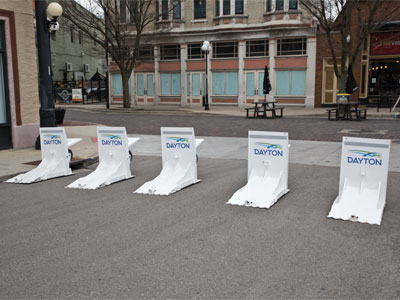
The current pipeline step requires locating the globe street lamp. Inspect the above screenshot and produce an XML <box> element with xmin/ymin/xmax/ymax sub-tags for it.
<box><xmin>201</xmin><ymin>40</ymin><xmax>211</xmax><ymax>111</ymax></box>
<box><xmin>35</xmin><ymin>1</ymin><xmax>62</xmax><ymax>149</ymax></box>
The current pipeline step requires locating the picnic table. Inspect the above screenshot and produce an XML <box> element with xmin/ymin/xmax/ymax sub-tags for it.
<box><xmin>327</xmin><ymin>101</ymin><xmax>367</xmax><ymax>121</ymax></box>
<box><xmin>245</xmin><ymin>101</ymin><xmax>284</xmax><ymax>119</ymax></box>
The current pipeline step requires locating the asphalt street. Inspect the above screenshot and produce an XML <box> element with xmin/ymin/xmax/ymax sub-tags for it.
<box><xmin>65</xmin><ymin>109</ymin><xmax>400</xmax><ymax>142</ymax></box>
<box><xmin>1</xmin><ymin>157</ymin><xmax>400</xmax><ymax>299</ymax></box>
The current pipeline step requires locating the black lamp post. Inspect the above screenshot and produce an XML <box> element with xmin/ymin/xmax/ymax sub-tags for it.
<box><xmin>201</xmin><ymin>40</ymin><xmax>211</xmax><ymax>111</ymax></box>
<box><xmin>35</xmin><ymin>0</ymin><xmax>62</xmax><ymax>149</ymax></box>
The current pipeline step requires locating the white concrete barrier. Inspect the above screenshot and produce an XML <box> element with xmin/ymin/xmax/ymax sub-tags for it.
<box><xmin>328</xmin><ymin>137</ymin><xmax>391</xmax><ymax>225</ymax></box>
<box><xmin>66</xmin><ymin>127</ymin><xmax>139</xmax><ymax>189</ymax></box>
<box><xmin>6</xmin><ymin>127</ymin><xmax>81</xmax><ymax>184</ymax></box>
<box><xmin>135</xmin><ymin>127</ymin><xmax>203</xmax><ymax>196</ymax></box>
<box><xmin>227</xmin><ymin>131</ymin><xmax>290</xmax><ymax>208</ymax></box>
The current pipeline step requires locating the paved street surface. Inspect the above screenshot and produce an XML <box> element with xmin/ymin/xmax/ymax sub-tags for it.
<box><xmin>1</xmin><ymin>157</ymin><xmax>400</xmax><ymax>299</ymax></box>
<box><xmin>65</xmin><ymin>109</ymin><xmax>400</xmax><ymax>142</ymax></box>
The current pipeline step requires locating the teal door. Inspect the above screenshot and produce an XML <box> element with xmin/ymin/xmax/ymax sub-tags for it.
<box><xmin>245</xmin><ymin>71</ymin><xmax>266</xmax><ymax>102</ymax></box>
<box><xmin>136</xmin><ymin>73</ymin><xmax>154</xmax><ymax>104</ymax></box>
<box><xmin>0</xmin><ymin>21</ymin><xmax>11</xmax><ymax>149</ymax></box>
<box><xmin>187</xmin><ymin>72</ymin><xmax>204</xmax><ymax>104</ymax></box>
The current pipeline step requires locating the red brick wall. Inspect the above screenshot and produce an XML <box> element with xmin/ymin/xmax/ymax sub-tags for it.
<box><xmin>211</xmin><ymin>60</ymin><xmax>238</xmax><ymax>70</ymax></box>
<box><xmin>275</xmin><ymin>57</ymin><xmax>307</xmax><ymax>68</ymax></box>
<box><xmin>187</xmin><ymin>61</ymin><xmax>205</xmax><ymax>71</ymax></box>
<box><xmin>159</xmin><ymin>61</ymin><xmax>181</xmax><ymax>71</ymax></box>
<box><xmin>244</xmin><ymin>59</ymin><xmax>269</xmax><ymax>70</ymax></box>
<box><xmin>135</xmin><ymin>62</ymin><xmax>155</xmax><ymax>72</ymax></box>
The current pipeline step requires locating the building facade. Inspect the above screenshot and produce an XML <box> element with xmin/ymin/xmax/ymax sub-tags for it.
<box><xmin>110</xmin><ymin>0</ymin><xmax>317</xmax><ymax>108</ymax></box>
<box><xmin>315</xmin><ymin>2</ymin><xmax>400</xmax><ymax>107</ymax></box>
<box><xmin>50</xmin><ymin>15</ymin><xmax>105</xmax><ymax>89</ymax></box>
<box><xmin>0</xmin><ymin>0</ymin><xmax>39</xmax><ymax>149</ymax></box>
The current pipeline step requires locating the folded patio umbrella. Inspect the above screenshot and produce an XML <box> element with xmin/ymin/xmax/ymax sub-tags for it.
<box><xmin>345</xmin><ymin>64</ymin><xmax>359</xmax><ymax>94</ymax></box>
<box><xmin>263</xmin><ymin>65</ymin><xmax>272</xmax><ymax>95</ymax></box>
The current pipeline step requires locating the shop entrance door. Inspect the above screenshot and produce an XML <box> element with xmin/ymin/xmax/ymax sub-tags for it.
<box><xmin>187</xmin><ymin>72</ymin><xmax>205</xmax><ymax>105</ymax></box>
<box><xmin>0</xmin><ymin>21</ymin><xmax>11</xmax><ymax>149</ymax></box>
<box><xmin>245</xmin><ymin>71</ymin><xmax>265</xmax><ymax>102</ymax></box>
<box><xmin>136</xmin><ymin>73</ymin><xmax>154</xmax><ymax>105</ymax></box>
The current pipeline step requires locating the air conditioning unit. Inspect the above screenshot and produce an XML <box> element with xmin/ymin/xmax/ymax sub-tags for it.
<box><xmin>66</xmin><ymin>62</ymin><xmax>72</xmax><ymax>72</ymax></box>
<box><xmin>83</xmin><ymin>64</ymin><xmax>90</xmax><ymax>73</ymax></box>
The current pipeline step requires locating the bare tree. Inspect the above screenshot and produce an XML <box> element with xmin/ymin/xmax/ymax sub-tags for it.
<box><xmin>59</xmin><ymin>0</ymin><xmax>157</xmax><ymax>108</ymax></box>
<box><xmin>300</xmin><ymin>0</ymin><xmax>400</xmax><ymax>92</ymax></box>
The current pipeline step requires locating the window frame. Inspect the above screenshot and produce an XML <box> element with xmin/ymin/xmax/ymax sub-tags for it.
<box><xmin>275</xmin><ymin>0</ymin><xmax>284</xmax><ymax>11</ymax></box>
<box><xmin>266</xmin><ymin>0</ymin><xmax>272</xmax><ymax>12</ymax></box>
<box><xmin>235</xmin><ymin>0</ymin><xmax>244</xmax><ymax>14</ymax></box>
<box><xmin>289</xmin><ymin>0</ymin><xmax>298</xmax><ymax>10</ymax></box>
<box><xmin>172</xmin><ymin>0</ymin><xmax>181</xmax><ymax>19</ymax></box>
<box><xmin>137</xmin><ymin>45</ymin><xmax>154</xmax><ymax>61</ymax></box>
<box><xmin>160</xmin><ymin>72</ymin><xmax>181</xmax><ymax>96</ymax></box>
<box><xmin>70</xmin><ymin>26</ymin><xmax>74</xmax><ymax>43</ymax></box>
<box><xmin>216</xmin><ymin>0</ymin><xmax>245</xmax><ymax>16</ymax></box>
<box><xmin>277</xmin><ymin>37</ymin><xmax>307</xmax><ymax>56</ymax></box>
<box><xmin>212</xmin><ymin>71</ymin><xmax>238</xmax><ymax>95</ymax></box>
<box><xmin>276</xmin><ymin>69</ymin><xmax>306</xmax><ymax>96</ymax></box>
<box><xmin>160</xmin><ymin>44</ymin><xmax>181</xmax><ymax>60</ymax></box>
<box><xmin>120</xmin><ymin>0</ymin><xmax>127</xmax><ymax>22</ymax></box>
<box><xmin>246</xmin><ymin>39</ymin><xmax>269</xmax><ymax>57</ymax></box>
<box><xmin>194</xmin><ymin>0</ymin><xmax>206</xmax><ymax>19</ymax></box>
<box><xmin>188</xmin><ymin>43</ymin><xmax>205</xmax><ymax>60</ymax></box>
<box><xmin>212</xmin><ymin>41</ymin><xmax>238</xmax><ymax>59</ymax></box>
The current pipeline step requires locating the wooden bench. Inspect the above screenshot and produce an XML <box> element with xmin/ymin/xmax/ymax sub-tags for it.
<box><xmin>246</xmin><ymin>107</ymin><xmax>284</xmax><ymax>118</ymax></box>
<box><xmin>326</xmin><ymin>108</ymin><xmax>339</xmax><ymax>120</ymax></box>
<box><xmin>270</xmin><ymin>107</ymin><xmax>284</xmax><ymax>118</ymax></box>
<box><xmin>245</xmin><ymin>107</ymin><xmax>256</xmax><ymax>118</ymax></box>
<box><xmin>356</xmin><ymin>107</ymin><xmax>367</xmax><ymax>119</ymax></box>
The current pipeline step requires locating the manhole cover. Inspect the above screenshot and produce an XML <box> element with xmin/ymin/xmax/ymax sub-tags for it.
<box><xmin>338</xmin><ymin>129</ymin><xmax>388</xmax><ymax>135</ymax></box>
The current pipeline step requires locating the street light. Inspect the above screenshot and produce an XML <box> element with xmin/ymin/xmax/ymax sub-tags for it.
<box><xmin>35</xmin><ymin>1</ymin><xmax>62</xmax><ymax>149</ymax></box>
<box><xmin>201</xmin><ymin>40</ymin><xmax>211</xmax><ymax>111</ymax></box>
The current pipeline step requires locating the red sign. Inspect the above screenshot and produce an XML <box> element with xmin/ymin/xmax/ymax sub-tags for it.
<box><xmin>371</xmin><ymin>32</ymin><xmax>400</xmax><ymax>55</ymax></box>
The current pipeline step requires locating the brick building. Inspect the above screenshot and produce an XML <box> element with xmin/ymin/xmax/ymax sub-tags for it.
<box><xmin>315</xmin><ymin>1</ymin><xmax>400</xmax><ymax>107</ymax></box>
<box><xmin>110</xmin><ymin>0</ymin><xmax>317</xmax><ymax>108</ymax></box>
<box><xmin>0</xmin><ymin>0</ymin><xmax>39</xmax><ymax>149</ymax></box>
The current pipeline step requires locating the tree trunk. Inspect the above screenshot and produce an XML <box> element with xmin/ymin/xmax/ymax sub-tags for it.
<box><xmin>121</xmin><ymin>73</ymin><xmax>131</xmax><ymax>108</ymax></box>
<box><xmin>338</xmin><ymin>74</ymin><xmax>347</xmax><ymax>93</ymax></box>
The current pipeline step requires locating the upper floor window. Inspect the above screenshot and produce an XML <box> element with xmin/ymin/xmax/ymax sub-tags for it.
<box><xmin>173</xmin><ymin>0</ymin><xmax>181</xmax><ymax>19</ymax></box>
<box><xmin>120</xmin><ymin>0</ymin><xmax>127</xmax><ymax>22</ymax></box>
<box><xmin>159</xmin><ymin>0</ymin><xmax>181</xmax><ymax>20</ymax></box>
<box><xmin>188</xmin><ymin>43</ymin><xmax>205</xmax><ymax>59</ymax></box>
<box><xmin>213</xmin><ymin>41</ymin><xmax>238</xmax><ymax>58</ymax></box>
<box><xmin>223</xmin><ymin>0</ymin><xmax>230</xmax><ymax>15</ymax></box>
<box><xmin>246</xmin><ymin>40</ymin><xmax>269</xmax><ymax>57</ymax></box>
<box><xmin>266</xmin><ymin>0</ymin><xmax>272</xmax><ymax>12</ymax></box>
<box><xmin>235</xmin><ymin>0</ymin><xmax>244</xmax><ymax>14</ymax></box>
<box><xmin>160</xmin><ymin>44</ymin><xmax>181</xmax><ymax>60</ymax></box>
<box><xmin>275</xmin><ymin>0</ymin><xmax>284</xmax><ymax>11</ymax></box>
<box><xmin>277</xmin><ymin>38</ymin><xmax>307</xmax><ymax>56</ymax></box>
<box><xmin>78</xmin><ymin>31</ymin><xmax>83</xmax><ymax>45</ymax></box>
<box><xmin>137</xmin><ymin>46</ymin><xmax>154</xmax><ymax>61</ymax></box>
<box><xmin>162</xmin><ymin>0</ymin><xmax>169</xmax><ymax>19</ymax></box>
<box><xmin>70</xmin><ymin>26</ymin><xmax>74</xmax><ymax>43</ymax></box>
<box><xmin>289</xmin><ymin>0</ymin><xmax>298</xmax><ymax>10</ymax></box>
<box><xmin>194</xmin><ymin>0</ymin><xmax>206</xmax><ymax>19</ymax></box>
<box><xmin>216</xmin><ymin>0</ymin><xmax>244</xmax><ymax>16</ymax></box>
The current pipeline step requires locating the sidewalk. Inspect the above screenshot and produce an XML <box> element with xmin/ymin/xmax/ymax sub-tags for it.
<box><xmin>1</xmin><ymin>104</ymin><xmax>399</xmax><ymax>180</ymax></box>
<box><xmin>2</xmin><ymin>131</ymin><xmax>400</xmax><ymax>181</ymax></box>
<box><xmin>57</xmin><ymin>102</ymin><xmax>398</xmax><ymax>118</ymax></box>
